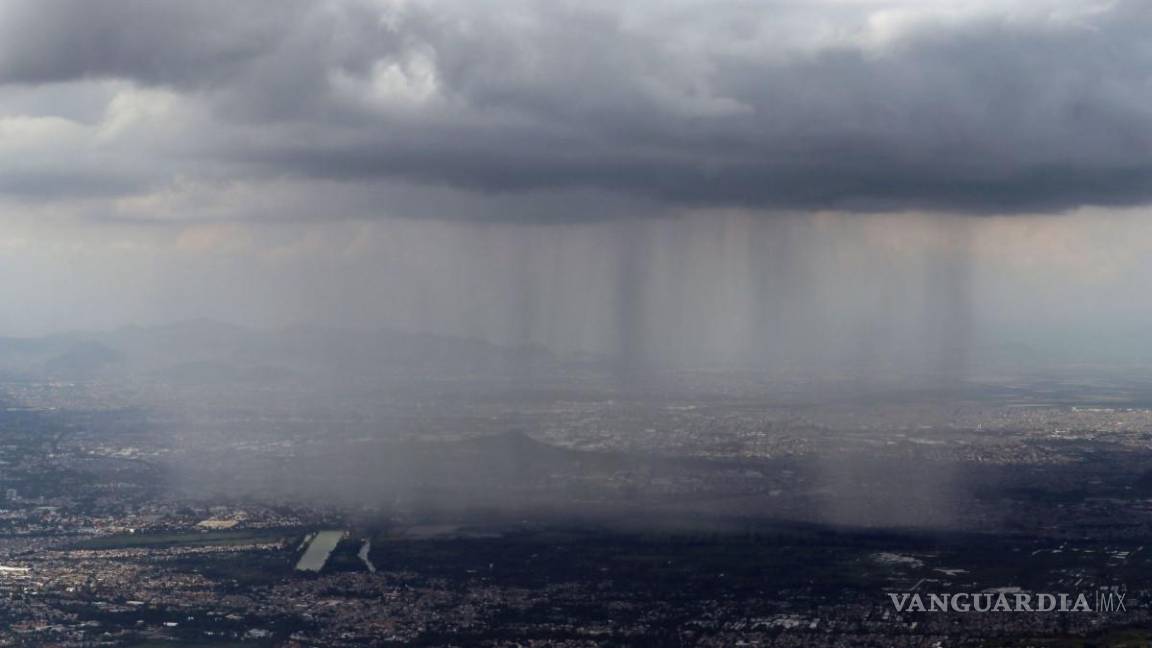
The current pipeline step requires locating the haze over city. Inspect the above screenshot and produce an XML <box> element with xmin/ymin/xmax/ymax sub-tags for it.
<box><xmin>2</xmin><ymin>1</ymin><xmax>1152</xmax><ymax>646</ymax></box>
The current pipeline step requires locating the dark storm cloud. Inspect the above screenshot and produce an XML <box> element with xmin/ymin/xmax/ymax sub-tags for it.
<box><xmin>2</xmin><ymin>0</ymin><xmax>1152</xmax><ymax>217</ymax></box>
<box><xmin>0</xmin><ymin>0</ymin><xmax>304</xmax><ymax>88</ymax></box>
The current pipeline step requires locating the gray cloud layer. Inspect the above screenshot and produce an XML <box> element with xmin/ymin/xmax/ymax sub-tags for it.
<box><xmin>2</xmin><ymin>0</ymin><xmax>1151</xmax><ymax>218</ymax></box>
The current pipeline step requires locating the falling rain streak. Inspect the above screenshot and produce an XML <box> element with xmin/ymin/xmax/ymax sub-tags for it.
<box><xmin>355</xmin><ymin>212</ymin><xmax>979</xmax><ymax>382</ymax></box>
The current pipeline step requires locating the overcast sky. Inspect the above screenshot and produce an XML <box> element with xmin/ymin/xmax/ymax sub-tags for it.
<box><xmin>1</xmin><ymin>0</ymin><xmax>1151</xmax><ymax>368</ymax></box>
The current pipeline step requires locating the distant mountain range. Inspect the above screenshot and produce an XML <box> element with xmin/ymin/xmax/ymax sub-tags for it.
<box><xmin>0</xmin><ymin>319</ymin><xmax>558</xmax><ymax>382</ymax></box>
